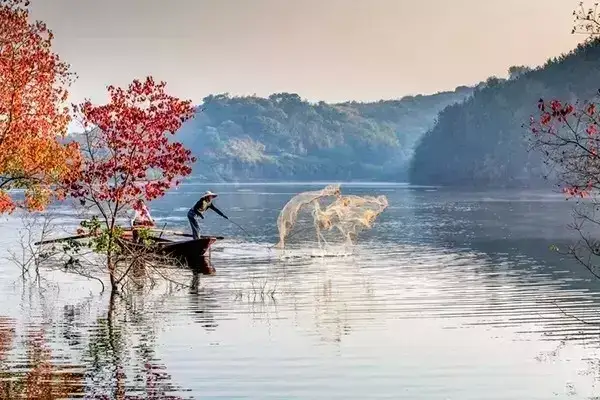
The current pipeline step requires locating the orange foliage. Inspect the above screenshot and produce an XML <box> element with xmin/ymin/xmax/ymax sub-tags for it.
<box><xmin>0</xmin><ymin>0</ymin><xmax>81</xmax><ymax>213</ymax></box>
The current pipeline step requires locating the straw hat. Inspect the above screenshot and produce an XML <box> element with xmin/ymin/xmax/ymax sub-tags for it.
<box><xmin>203</xmin><ymin>190</ymin><xmax>218</xmax><ymax>198</ymax></box>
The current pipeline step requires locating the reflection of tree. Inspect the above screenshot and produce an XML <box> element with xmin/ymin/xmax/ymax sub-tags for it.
<box><xmin>85</xmin><ymin>291</ymin><xmax>126</xmax><ymax>398</ymax></box>
<box><xmin>85</xmin><ymin>291</ymin><xmax>192</xmax><ymax>399</ymax></box>
<box><xmin>61</xmin><ymin>303</ymin><xmax>85</xmax><ymax>347</ymax></box>
<box><xmin>0</xmin><ymin>318</ymin><xmax>14</xmax><ymax>363</ymax></box>
<box><xmin>0</xmin><ymin>318</ymin><xmax>86</xmax><ymax>399</ymax></box>
<box><xmin>0</xmin><ymin>287</ymin><xmax>193</xmax><ymax>399</ymax></box>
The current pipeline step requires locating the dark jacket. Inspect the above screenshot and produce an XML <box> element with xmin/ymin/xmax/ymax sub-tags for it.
<box><xmin>190</xmin><ymin>196</ymin><xmax>227</xmax><ymax>219</ymax></box>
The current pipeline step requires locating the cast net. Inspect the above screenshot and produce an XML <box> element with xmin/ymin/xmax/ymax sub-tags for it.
<box><xmin>275</xmin><ymin>184</ymin><xmax>341</xmax><ymax>248</ymax></box>
<box><xmin>312</xmin><ymin>194</ymin><xmax>388</xmax><ymax>247</ymax></box>
<box><xmin>275</xmin><ymin>184</ymin><xmax>388</xmax><ymax>249</ymax></box>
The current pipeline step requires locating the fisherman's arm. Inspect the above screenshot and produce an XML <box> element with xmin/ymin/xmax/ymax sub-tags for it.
<box><xmin>209</xmin><ymin>204</ymin><xmax>228</xmax><ymax>219</ymax></box>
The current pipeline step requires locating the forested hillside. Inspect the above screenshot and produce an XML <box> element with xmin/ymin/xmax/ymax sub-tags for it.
<box><xmin>409</xmin><ymin>39</ymin><xmax>600</xmax><ymax>188</ymax></box>
<box><xmin>178</xmin><ymin>88</ymin><xmax>473</xmax><ymax>181</ymax></box>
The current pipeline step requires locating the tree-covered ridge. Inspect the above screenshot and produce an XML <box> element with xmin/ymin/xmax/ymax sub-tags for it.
<box><xmin>409</xmin><ymin>39</ymin><xmax>600</xmax><ymax>188</ymax></box>
<box><xmin>178</xmin><ymin>88</ymin><xmax>473</xmax><ymax>181</ymax></box>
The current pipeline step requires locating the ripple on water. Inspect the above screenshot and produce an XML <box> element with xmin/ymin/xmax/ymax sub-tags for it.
<box><xmin>1</xmin><ymin>187</ymin><xmax>600</xmax><ymax>398</ymax></box>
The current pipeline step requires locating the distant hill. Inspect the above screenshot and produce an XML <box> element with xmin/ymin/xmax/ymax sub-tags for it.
<box><xmin>177</xmin><ymin>88</ymin><xmax>473</xmax><ymax>182</ymax></box>
<box><xmin>409</xmin><ymin>39</ymin><xmax>600</xmax><ymax>188</ymax></box>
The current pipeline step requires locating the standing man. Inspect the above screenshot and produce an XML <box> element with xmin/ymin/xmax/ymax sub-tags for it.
<box><xmin>188</xmin><ymin>191</ymin><xmax>228</xmax><ymax>240</ymax></box>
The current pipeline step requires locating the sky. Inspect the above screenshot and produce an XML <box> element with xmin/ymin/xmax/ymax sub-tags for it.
<box><xmin>29</xmin><ymin>0</ymin><xmax>585</xmax><ymax>105</ymax></box>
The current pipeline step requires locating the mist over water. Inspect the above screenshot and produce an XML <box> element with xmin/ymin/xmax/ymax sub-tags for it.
<box><xmin>0</xmin><ymin>183</ymin><xmax>599</xmax><ymax>399</ymax></box>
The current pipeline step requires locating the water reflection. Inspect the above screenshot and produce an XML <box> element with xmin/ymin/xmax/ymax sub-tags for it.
<box><xmin>84</xmin><ymin>292</ymin><xmax>191</xmax><ymax>399</ymax></box>
<box><xmin>0</xmin><ymin>286</ymin><xmax>194</xmax><ymax>399</ymax></box>
<box><xmin>0</xmin><ymin>317</ymin><xmax>86</xmax><ymax>399</ymax></box>
<box><xmin>4</xmin><ymin>185</ymin><xmax>600</xmax><ymax>398</ymax></box>
<box><xmin>3</xmin><ymin>241</ymin><xmax>600</xmax><ymax>398</ymax></box>
<box><xmin>188</xmin><ymin>288</ymin><xmax>219</xmax><ymax>331</ymax></box>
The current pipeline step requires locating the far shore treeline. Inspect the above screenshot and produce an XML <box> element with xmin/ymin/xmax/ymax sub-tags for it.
<box><xmin>162</xmin><ymin>38</ymin><xmax>599</xmax><ymax>187</ymax></box>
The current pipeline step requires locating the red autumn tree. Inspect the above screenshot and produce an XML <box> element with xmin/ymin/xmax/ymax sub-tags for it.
<box><xmin>529</xmin><ymin>98</ymin><xmax>600</xmax><ymax>197</ymax></box>
<box><xmin>65</xmin><ymin>76</ymin><xmax>196</xmax><ymax>290</ymax></box>
<box><xmin>528</xmin><ymin>2</ymin><xmax>600</xmax><ymax>279</ymax></box>
<box><xmin>529</xmin><ymin>2</ymin><xmax>600</xmax><ymax>194</ymax></box>
<box><xmin>529</xmin><ymin>98</ymin><xmax>600</xmax><ymax>280</ymax></box>
<box><xmin>0</xmin><ymin>0</ymin><xmax>80</xmax><ymax>213</ymax></box>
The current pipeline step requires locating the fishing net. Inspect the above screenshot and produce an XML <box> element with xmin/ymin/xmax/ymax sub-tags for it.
<box><xmin>275</xmin><ymin>184</ymin><xmax>388</xmax><ymax>249</ymax></box>
<box><xmin>276</xmin><ymin>184</ymin><xmax>341</xmax><ymax>248</ymax></box>
<box><xmin>312</xmin><ymin>194</ymin><xmax>388</xmax><ymax>247</ymax></box>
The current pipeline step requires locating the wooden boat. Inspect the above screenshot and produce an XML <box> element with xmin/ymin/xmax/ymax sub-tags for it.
<box><xmin>34</xmin><ymin>228</ymin><xmax>223</xmax><ymax>274</ymax></box>
<box><xmin>118</xmin><ymin>232</ymin><xmax>223</xmax><ymax>272</ymax></box>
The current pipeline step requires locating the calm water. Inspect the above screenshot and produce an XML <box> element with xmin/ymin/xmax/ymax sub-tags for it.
<box><xmin>1</xmin><ymin>182</ymin><xmax>600</xmax><ymax>399</ymax></box>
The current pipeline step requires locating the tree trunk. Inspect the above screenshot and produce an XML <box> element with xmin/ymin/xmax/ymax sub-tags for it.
<box><xmin>108</xmin><ymin>253</ymin><xmax>117</xmax><ymax>293</ymax></box>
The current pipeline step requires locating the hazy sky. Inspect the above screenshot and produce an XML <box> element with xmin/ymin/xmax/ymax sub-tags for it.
<box><xmin>29</xmin><ymin>0</ymin><xmax>584</xmax><ymax>105</ymax></box>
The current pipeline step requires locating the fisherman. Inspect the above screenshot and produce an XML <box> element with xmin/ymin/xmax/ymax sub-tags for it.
<box><xmin>188</xmin><ymin>191</ymin><xmax>228</xmax><ymax>240</ymax></box>
<box><xmin>130</xmin><ymin>200</ymin><xmax>155</xmax><ymax>242</ymax></box>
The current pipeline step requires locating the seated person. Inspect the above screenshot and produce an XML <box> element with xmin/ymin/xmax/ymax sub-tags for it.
<box><xmin>130</xmin><ymin>200</ymin><xmax>155</xmax><ymax>242</ymax></box>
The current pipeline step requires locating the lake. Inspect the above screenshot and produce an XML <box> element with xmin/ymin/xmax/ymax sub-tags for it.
<box><xmin>1</xmin><ymin>182</ymin><xmax>600</xmax><ymax>399</ymax></box>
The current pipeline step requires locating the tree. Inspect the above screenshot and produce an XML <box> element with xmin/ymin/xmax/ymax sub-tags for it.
<box><xmin>529</xmin><ymin>97</ymin><xmax>600</xmax><ymax>275</ymax></box>
<box><xmin>508</xmin><ymin>65</ymin><xmax>532</xmax><ymax>80</ymax></box>
<box><xmin>529</xmin><ymin>98</ymin><xmax>598</xmax><ymax>195</ymax></box>
<box><xmin>0</xmin><ymin>0</ymin><xmax>80</xmax><ymax>213</ymax></box>
<box><xmin>528</xmin><ymin>2</ymin><xmax>600</xmax><ymax>280</ymax></box>
<box><xmin>572</xmin><ymin>1</ymin><xmax>600</xmax><ymax>37</ymax></box>
<box><xmin>64</xmin><ymin>76</ymin><xmax>196</xmax><ymax>291</ymax></box>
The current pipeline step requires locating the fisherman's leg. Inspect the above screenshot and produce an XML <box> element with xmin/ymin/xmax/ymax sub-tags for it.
<box><xmin>192</xmin><ymin>218</ymin><xmax>201</xmax><ymax>240</ymax></box>
<box><xmin>187</xmin><ymin>210</ymin><xmax>200</xmax><ymax>240</ymax></box>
